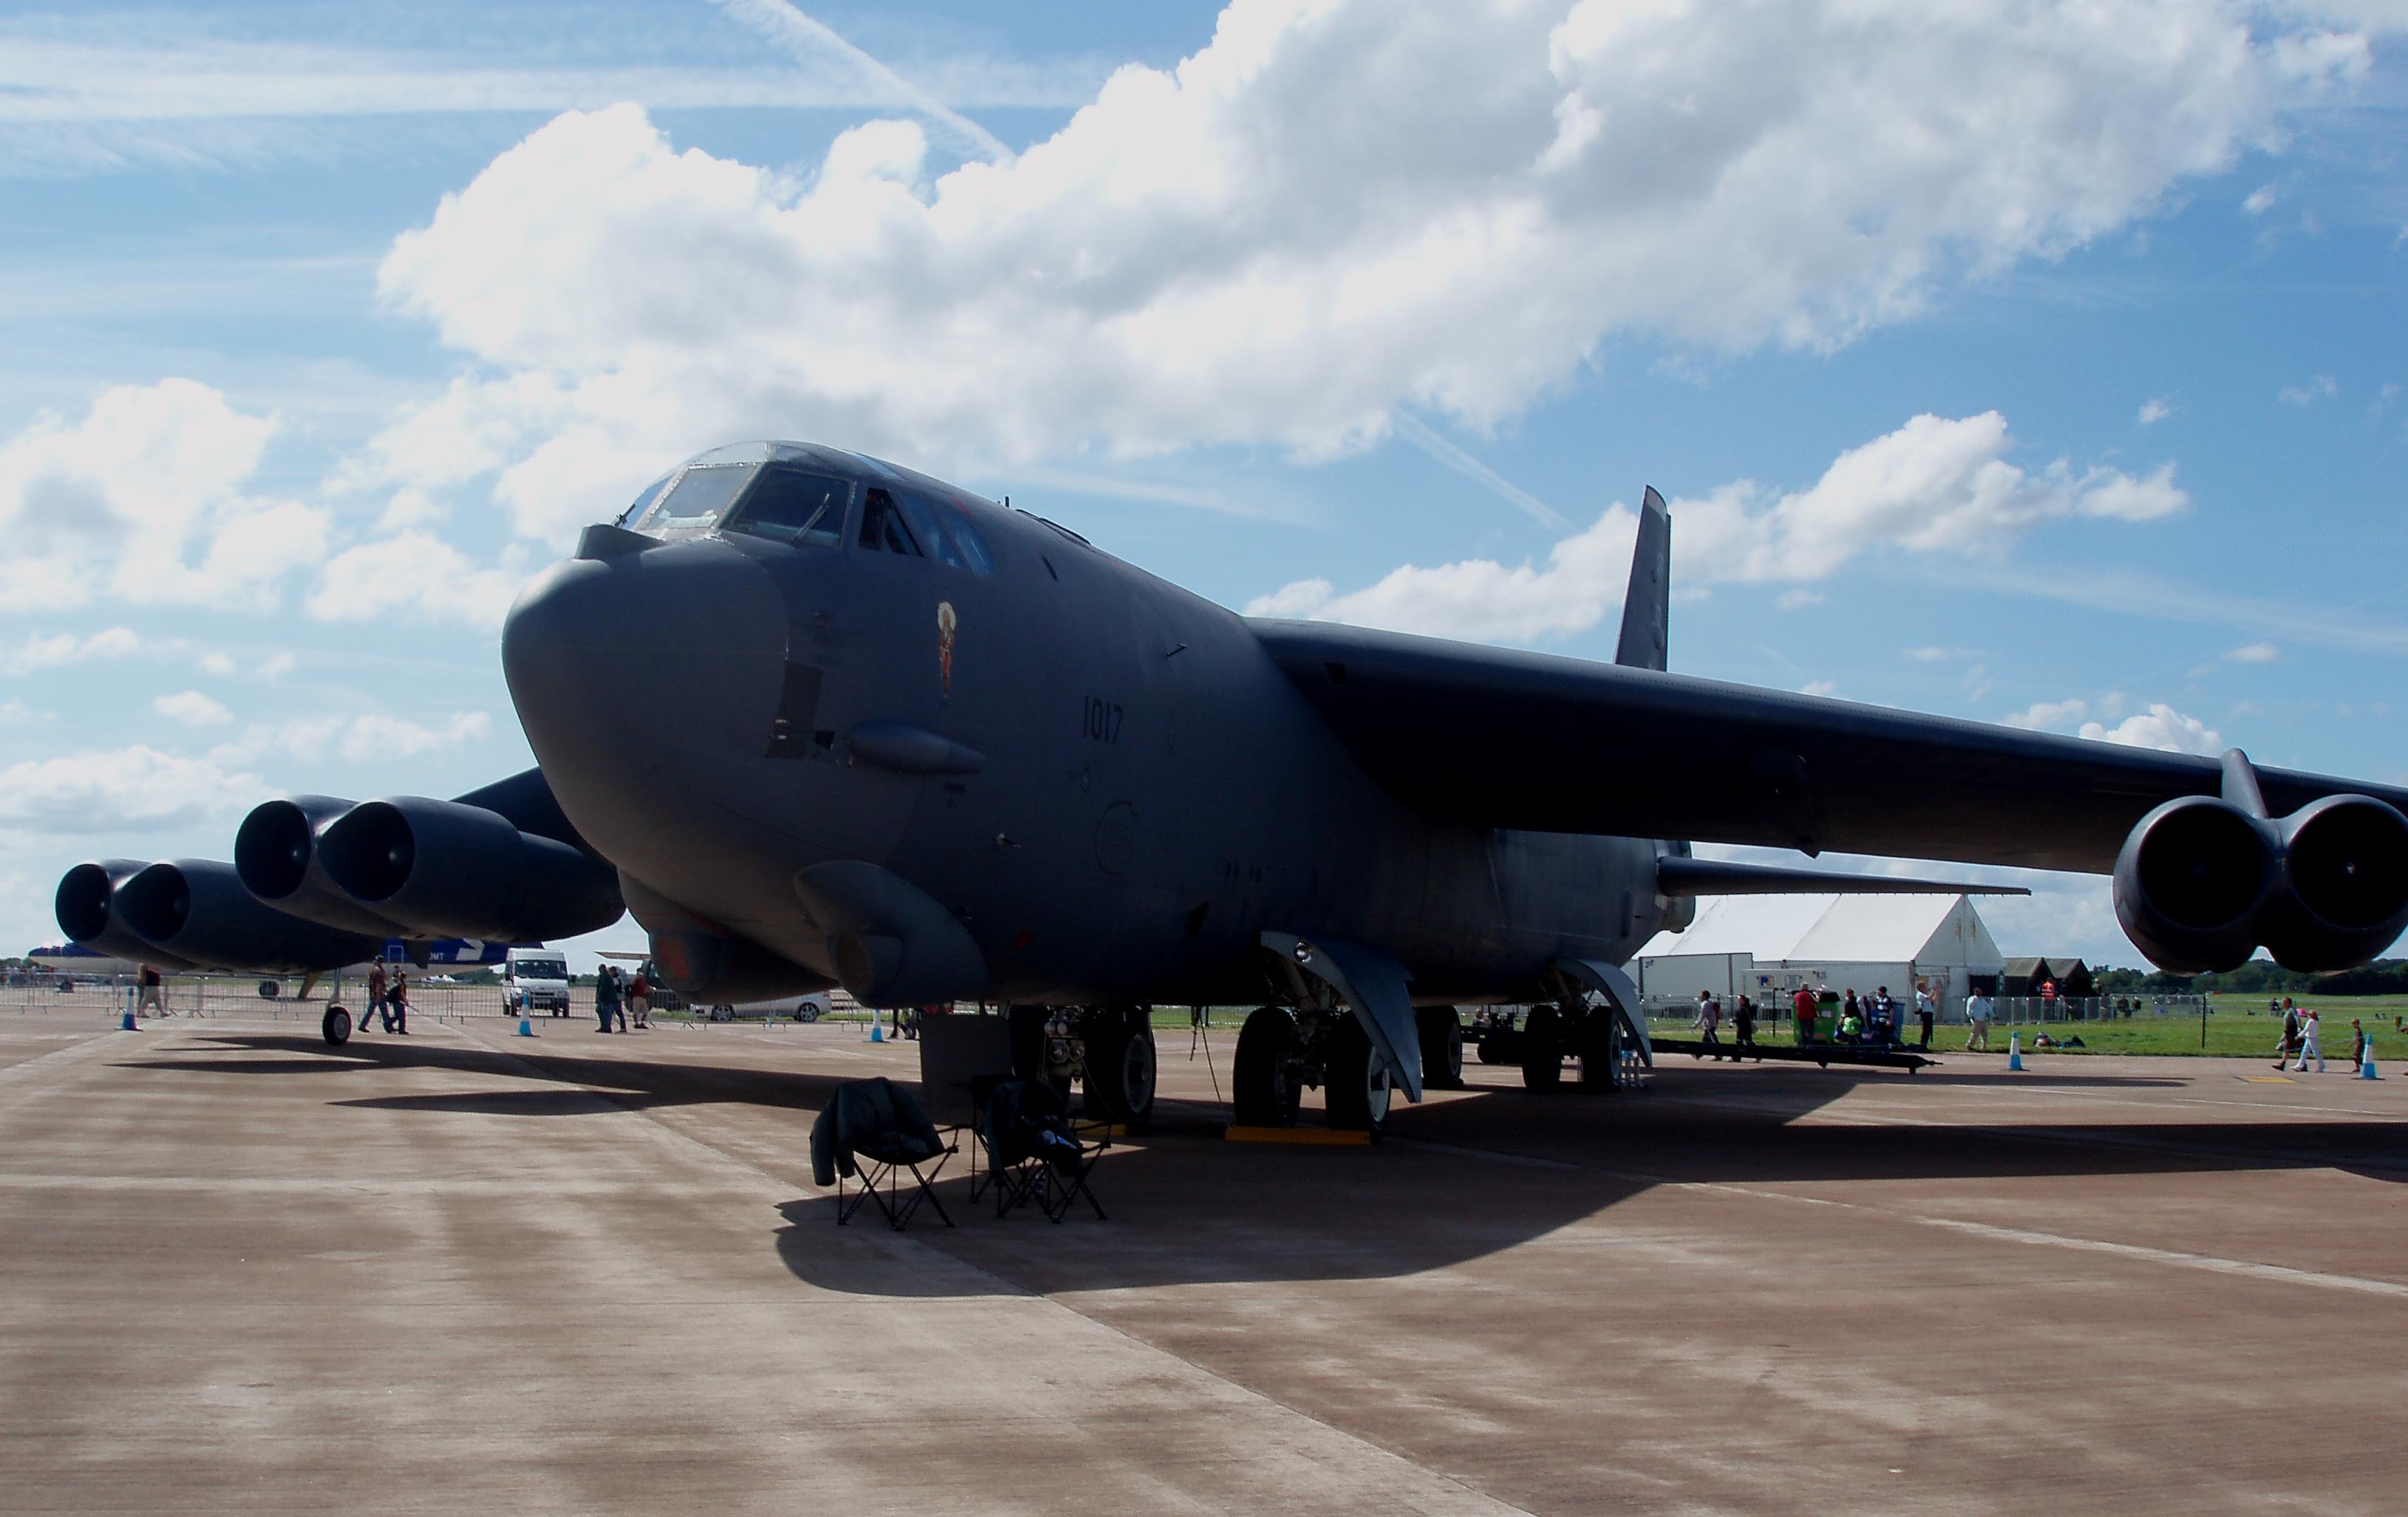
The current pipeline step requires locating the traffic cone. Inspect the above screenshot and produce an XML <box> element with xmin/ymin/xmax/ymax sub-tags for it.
<box><xmin>868</xmin><ymin>1019</ymin><xmax>884</xmax><ymax>1043</ymax></box>
<box><xmin>120</xmin><ymin>1008</ymin><xmax>137</xmax><ymax>1031</ymax></box>
<box><xmin>516</xmin><ymin>1014</ymin><xmax>536</xmax><ymax>1038</ymax></box>
<box><xmin>2006</xmin><ymin>1031</ymin><xmax>2024</xmax><ymax>1071</ymax></box>
<box><xmin>2360</xmin><ymin>1040</ymin><xmax>2380</xmax><ymax>1080</ymax></box>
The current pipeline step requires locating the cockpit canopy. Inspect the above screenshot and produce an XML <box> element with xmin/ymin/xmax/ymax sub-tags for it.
<box><xmin>619</xmin><ymin>441</ymin><xmax>995</xmax><ymax>574</ymax></box>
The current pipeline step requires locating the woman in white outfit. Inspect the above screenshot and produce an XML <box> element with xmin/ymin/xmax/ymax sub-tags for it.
<box><xmin>2292</xmin><ymin>1008</ymin><xmax>2324</xmax><ymax>1073</ymax></box>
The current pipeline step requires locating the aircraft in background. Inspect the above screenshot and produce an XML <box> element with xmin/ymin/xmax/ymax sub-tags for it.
<box><xmin>58</xmin><ymin>440</ymin><xmax>2408</xmax><ymax>1136</ymax></box>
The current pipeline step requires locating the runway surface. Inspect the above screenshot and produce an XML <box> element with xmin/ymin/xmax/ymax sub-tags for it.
<box><xmin>3</xmin><ymin>1008</ymin><xmax>2403</xmax><ymax>1515</ymax></box>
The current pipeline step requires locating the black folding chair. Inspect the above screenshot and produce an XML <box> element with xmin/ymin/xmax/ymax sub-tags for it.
<box><xmin>809</xmin><ymin>1078</ymin><xmax>957</xmax><ymax>1230</ymax></box>
<box><xmin>981</xmin><ymin>1079</ymin><xmax>1106</xmax><ymax>1223</ymax></box>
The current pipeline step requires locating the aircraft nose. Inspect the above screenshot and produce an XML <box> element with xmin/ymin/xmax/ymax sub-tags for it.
<box><xmin>503</xmin><ymin>534</ymin><xmax>787</xmax><ymax>836</ymax></box>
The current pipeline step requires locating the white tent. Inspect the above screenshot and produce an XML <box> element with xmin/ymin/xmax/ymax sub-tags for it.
<box><xmin>1635</xmin><ymin>894</ymin><xmax>2004</xmax><ymax>1015</ymax></box>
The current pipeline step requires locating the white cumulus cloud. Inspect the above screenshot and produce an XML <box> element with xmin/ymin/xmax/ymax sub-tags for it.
<box><xmin>2080</xmin><ymin>704</ymin><xmax>2224</xmax><ymax>754</ymax></box>
<box><xmin>0</xmin><ymin>745</ymin><xmax>268</xmax><ymax>835</ymax></box>
<box><xmin>306</xmin><ymin>531</ymin><xmax>530</xmax><ymax>631</ymax></box>
<box><xmin>207</xmin><ymin>709</ymin><xmax>492</xmax><ymax>767</ymax></box>
<box><xmin>0</xmin><ymin>380</ymin><xmax>332</xmax><ymax>611</ymax></box>
<box><xmin>152</xmin><ymin>690</ymin><xmax>234</xmax><ymax>727</ymax></box>
<box><xmin>1249</xmin><ymin>412</ymin><xmax>2187</xmax><ymax>641</ymax></box>
<box><xmin>351</xmin><ymin>1</ymin><xmax>2368</xmax><ymax>540</ymax></box>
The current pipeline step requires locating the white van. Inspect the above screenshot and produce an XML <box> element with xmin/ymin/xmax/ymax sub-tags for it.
<box><xmin>504</xmin><ymin>948</ymin><xmax>571</xmax><ymax>1017</ymax></box>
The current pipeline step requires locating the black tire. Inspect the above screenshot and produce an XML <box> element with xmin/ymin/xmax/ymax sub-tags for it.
<box><xmin>1418</xmin><ymin>1006</ymin><xmax>1466</xmax><ymax>1089</ymax></box>
<box><xmin>1521</xmin><ymin>1006</ymin><xmax>1565</xmax><ymax>1093</ymax></box>
<box><xmin>1233</xmin><ymin>1005</ymin><xmax>1303</xmax><ymax>1127</ymax></box>
<box><xmin>1577</xmin><ymin>1011</ymin><xmax>1621</xmax><ymax>1090</ymax></box>
<box><xmin>258</xmin><ymin>979</ymin><xmax>281</xmax><ymax>1000</ymax></box>
<box><xmin>1082</xmin><ymin>1009</ymin><xmax>1157</xmax><ymax>1133</ymax></box>
<box><xmin>1007</xmin><ymin>1004</ymin><xmax>1050</xmax><ymax>1080</ymax></box>
<box><xmin>1324</xmin><ymin>1016</ymin><xmax>1393</xmax><ymax>1136</ymax></box>
<box><xmin>322</xmin><ymin>1005</ymin><xmax>352</xmax><ymax>1047</ymax></box>
<box><xmin>1477</xmin><ymin>1025</ymin><xmax>1514</xmax><ymax>1065</ymax></box>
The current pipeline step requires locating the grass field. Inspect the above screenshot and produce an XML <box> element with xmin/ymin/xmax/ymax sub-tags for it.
<box><xmin>1645</xmin><ymin>994</ymin><xmax>2408</xmax><ymax>1059</ymax></box>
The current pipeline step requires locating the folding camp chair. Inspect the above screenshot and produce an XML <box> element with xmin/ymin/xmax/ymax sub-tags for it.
<box><xmin>809</xmin><ymin>1077</ymin><xmax>957</xmax><ymax>1230</ymax></box>
<box><xmin>981</xmin><ymin>1078</ymin><xmax>1106</xmax><ymax>1223</ymax></box>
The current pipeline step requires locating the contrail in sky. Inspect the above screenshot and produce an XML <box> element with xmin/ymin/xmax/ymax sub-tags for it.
<box><xmin>711</xmin><ymin>0</ymin><xmax>1017</xmax><ymax>164</ymax></box>
<box><xmin>1391</xmin><ymin>411</ymin><xmax>1571</xmax><ymax>532</ymax></box>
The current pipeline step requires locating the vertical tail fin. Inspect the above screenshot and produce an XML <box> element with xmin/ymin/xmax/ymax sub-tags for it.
<box><xmin>1615</xmin><ymin>486</ymin><xmax>1670</xmax><ymax>671</ymax></box>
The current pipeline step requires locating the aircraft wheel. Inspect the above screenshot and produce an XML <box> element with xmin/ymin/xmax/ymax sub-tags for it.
<box><xmin>1083</xmin><ymin>1009</ymin><xmax>1157</xmax><ymax>1133</ymax></box>
<box><xmin>1577</xmin><ymin>1013</ymin><xmax>1622</xmax><ymax>1090</ymax></box>
<box><xmin>1324</xmin><ymin>1017</ymin><xmax>1392</xmax><ymax>1137</ymax></box>
<box><xmin>1520</xmin><ymin>1007</ymin><xmax>1565</xmax><ymax>1093</ymax></box>
<box><xmin>1233</xmin><ymin>1005</ymin><xmax>1303</xmax><ymax>1127</ymax></box>
<box><xmin>257</xmin><ymin>979</ymin><xmax>281</xmax><ymax>1000</ymax></box>
<box><xmin>1418</xmin><ymin>1006</ymin><xmax>1466</xmax><ymax>1089</ymax></box>
<box><xmin>1477</xmin><ymin>1028</ymin><xmax>1510</xmax><ymax>1065</ymax></box>
<box><xmin>322</xmin><ymin>1005</ymin><xmax>352</xmax><ymax>1047</ymax></box>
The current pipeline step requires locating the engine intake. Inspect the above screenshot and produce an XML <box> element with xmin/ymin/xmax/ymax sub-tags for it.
<box><xmin>55</xmin><ymin>859</ymin><xmax>199</xmax><ymax>970</ymax></box>
<box><xmin>2112</xmin><ymin>796</ymin><xmax>2277</xmax><ymax>975</ymax></box>
<box><xmin>2262</xmin><ymin>795</ymin><xmax>2408</xmax><ymax>972</ymax></box>
<box><xmin>318</xmin><ymin>795</ymin><xmax>622</xmax><ymax>942</ymax></box>
<box><xmin>234</xmin><ymin>795</ymin><xmax>414</xmax><ymax>937</ymax></box>
<box><xmin>116</xmin><ymin>860</ymin><xmax>384</xmax><ymax>971</ymax></box>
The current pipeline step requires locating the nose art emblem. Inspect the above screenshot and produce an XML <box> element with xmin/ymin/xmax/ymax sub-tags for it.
<box><xmin>936</xmin><ymin>600</ymin><xmax>957</xmax><ymax>695</ymax></box>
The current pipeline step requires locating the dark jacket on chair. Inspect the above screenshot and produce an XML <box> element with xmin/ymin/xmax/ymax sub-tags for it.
<box><xmin>810</xmin><ymin>1077</ymin><xmax>946</xmax><ymax>1187</ymax></box>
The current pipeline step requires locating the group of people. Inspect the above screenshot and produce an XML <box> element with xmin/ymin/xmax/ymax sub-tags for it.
<box><xmin>591</xmin><ymin>963</ymin><xmax>651</xmax><ymax>1034</ymax></box>
<box><xmin>1773</xmin><ymin>981</ymin><xmax>1945</xmax><ymax>1049</ymax></box>
<box><xmin>1690</xmin><ymin>991</ymin><xmax>1758</xmax><ymax>1047</ymax></box>
<box><xmin>358</xmin><ymin>959</ymin><xmax>411</xmax><ymax>1034</ymax></box>
<box><xmin>2271</xmin><ymin>998</ymin><xmax>2376</xmax><ymax>1073</ymax></box>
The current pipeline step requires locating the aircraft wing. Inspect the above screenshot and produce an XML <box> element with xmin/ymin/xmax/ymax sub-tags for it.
<box><xmin>1249</xmin><ymin>620</ymin><xmax>2408</xmax><ymax>873</ymax></box>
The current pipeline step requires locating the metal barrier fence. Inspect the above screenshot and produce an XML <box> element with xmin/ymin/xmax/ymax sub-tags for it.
<box><xmin>0</xmin><ymin>972</ymin><xmax>889</xmax><ymax>1030</ymax></box>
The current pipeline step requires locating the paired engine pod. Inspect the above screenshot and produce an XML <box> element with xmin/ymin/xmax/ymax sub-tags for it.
<box><xmin>2262</xmin><ymin>794</ymin><xmax>2408</xmax><ymax>972</ymax></box>
<box><xmin>234</xmin><ymin>795</ymin><xmax>415</xmax><ymax>937</ymax></box>
<box><xmin>2112</xmin><ymin>795</ymin><xmax>2279</xmax><ymax>976</ymax></box>
<box><xmin>54</xmin><ymin>858</ymin><xmax>199</xmax><ymax>970</ymax></box>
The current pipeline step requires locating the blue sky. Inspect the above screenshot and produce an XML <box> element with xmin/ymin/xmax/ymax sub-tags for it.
<box><xmin>3</xmin><ymin>0</ymin><xmax>2405</xmax><ymax>969</ymax></box>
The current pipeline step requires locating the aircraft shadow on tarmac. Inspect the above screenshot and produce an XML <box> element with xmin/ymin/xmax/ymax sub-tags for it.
<box><xmin>137</xmin><ymin>1034</ymin><xmax>2408</xmax><ymax>1298</ymax></box>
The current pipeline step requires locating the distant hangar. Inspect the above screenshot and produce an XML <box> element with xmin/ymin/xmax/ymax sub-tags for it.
<box><xmin>1634</xmin><ymin>892</ymin><xmax>2004</xmax><ymax>1012</ymax></box>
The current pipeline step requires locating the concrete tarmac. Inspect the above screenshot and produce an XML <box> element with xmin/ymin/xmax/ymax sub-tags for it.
<box><xmin>3</xmin><ymin>1010</ymin><xmax>2403</xmax><ymax>1515</ymax></box>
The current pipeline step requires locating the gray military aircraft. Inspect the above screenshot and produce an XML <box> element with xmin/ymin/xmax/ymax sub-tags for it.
<box><xmin>57</xmin><ymin>439</ymin><xmax>2408</xmax><ymax>1136</ymax></box>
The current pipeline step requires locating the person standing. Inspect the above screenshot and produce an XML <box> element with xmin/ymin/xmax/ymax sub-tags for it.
<box><xmin>362</xmin><ymin>959</ymin><xmax>389</xmax><ymax>1035</ymax></box>
<box><xmin>2349</xmin><ymin>1017</ymin><xmax>2368</xmax><ymax>1072</ymax></box>
<box><xmin>1734</xmin><ymin>995</ymin><xmax>1757</xmax><ymax>1049</ymax></box>
<box><xmin>1965</xmin><ymin>988</ymin><xmax>1993</xmax><ymax>1051</ymax></box>
<box><xmin>1914</xmin><ymin>981</ymin><xmax>1936</xmax><ymax>1050</ymax></box>
<box><xmin>625</xmin><ymin>965</ymin><xmax>647</xmax><ymax>1032</ymax></box>
<box><xmin>2292</xmin><ymin>1007</ymin><xmax>2323</xmax><ymax>1073</ymax></box>
<box><xmin>1792</xmin><ymin>984</ymin><xmax>1817</xmax><ymax>1045</ymax></box>
<box><xmin>594</xmin><ymin>964</ymin><xmax>621</xmax><ymax>1034</ymax></box>
<box><xmin>386</xmin><ymin>969</ymin><xmax>409</xmax><ymax>1035</ymax></box>
<box><xmin>135</xmin><ymin>963</ymin><xmax>166</xmax><ymax>1019</ymax></box>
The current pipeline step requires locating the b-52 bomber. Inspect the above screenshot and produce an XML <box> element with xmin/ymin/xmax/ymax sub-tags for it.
<box><xmin>58</xmin><ymin>440</ymin><xmax>2408</xmax><ymax>1136</ymax></box>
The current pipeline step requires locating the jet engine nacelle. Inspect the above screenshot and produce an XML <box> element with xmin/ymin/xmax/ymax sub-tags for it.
<box><xmin>55</xmin><ymin>858</ymin><xmax>199</xmax><ymax>971</ymax></box>
<box><xmin>2260</xmin><ymin>794</ymin><xmax>2408</xmax><ymax>973</ymax></box>
<box><xmin>234</xmin><ymin>795</ymin><xmax>415</xmax><ymax>937</ymax></box>
<box><xmin>2112</xmin><ymin>796</ymin><xmax>2279</xmax><ymax>976</ymax></box>
<box><xmin>316</xmin><ymin>795</ymin><xmax>623</xmax><ymax>943</ymax></box>
<box><xmin>116</xmin><ymin>859</ymin><xmax>384</xmax><ymax>972</ymax></box>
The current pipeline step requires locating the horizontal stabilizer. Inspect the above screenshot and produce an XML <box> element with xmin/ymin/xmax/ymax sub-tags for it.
<box><xmin>1657</xmin><ymin>857</ymin><xmax>2027</xmax><ymax>898</ymax></box>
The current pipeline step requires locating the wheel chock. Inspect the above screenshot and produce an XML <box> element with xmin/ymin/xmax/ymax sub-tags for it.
<box><xmin>1224</xmin><ymin>1126</ymin><xmax>1372</xmax><ymax>1145</ymax></box>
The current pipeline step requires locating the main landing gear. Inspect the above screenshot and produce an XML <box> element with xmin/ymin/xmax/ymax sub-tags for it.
<box><xmin>1517</xmin><ymin>965</ymin><xmax>1651</xmax><ymax>1093</ymax></box>
<box><xmin>322</xmin><ymin>1004</ymin><xmax>352</xmax><ymax>1046</ymax></box>
<box><xmin>1007</xmin><ymin>1004</ymin><xmax>1157</xmax><ymax>1133</ymax></box>
<box><xmin>1231</xmin><ymin>1002</ymin><xmax>1407</xmax><ymax>1137</ymax></box>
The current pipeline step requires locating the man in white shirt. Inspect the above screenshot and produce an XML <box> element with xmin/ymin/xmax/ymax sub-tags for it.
<box><xmin>1694</xmin><ymin>990</ymin><xmax>1723</xmax><ymax>1045</ymax></box>
<box><xmin>1965</xmin><ymin>991</ymin><xmax>1993</xmax><ymax>1051</ymax></box>
<box><xmin>1914</xmin><ymin>983</ymin><xmax>1937</xmax><ymax>1050</ymax></box>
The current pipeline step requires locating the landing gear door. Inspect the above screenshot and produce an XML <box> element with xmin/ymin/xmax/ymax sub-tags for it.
<box><xmin>1552</xmin><ymin>957</ymin><xmax>1651</xmax><ymax>1069</ymax></box>
<box><xmin>1262</xmin><ymin>930</ymin><xmax>1423</xmax><ymax>1102</ymax></box>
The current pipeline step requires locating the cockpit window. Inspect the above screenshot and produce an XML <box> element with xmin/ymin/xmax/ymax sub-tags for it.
<box><xmin>725</xmin><ymin>468</ymin><xmax>850</xmax><ymax>549</ymax></box>
<box><xmin>639</xmin><ymin>462</ymin><xmax>757</xmax><ymax>534</ymax></box>
<box><xmin>619</xmin><ymin>472</ymin><xmax>674</xmax><ymax>527</ymax></box>
<box><xmin>859</xmin><ymin>488</ymin><xmax>923</xmax><ymax>557</ymax></box>
<box><xmin>861</xmin><ymin>487</ymin><xmax>995</xmax><ymax>573</ymax></box>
